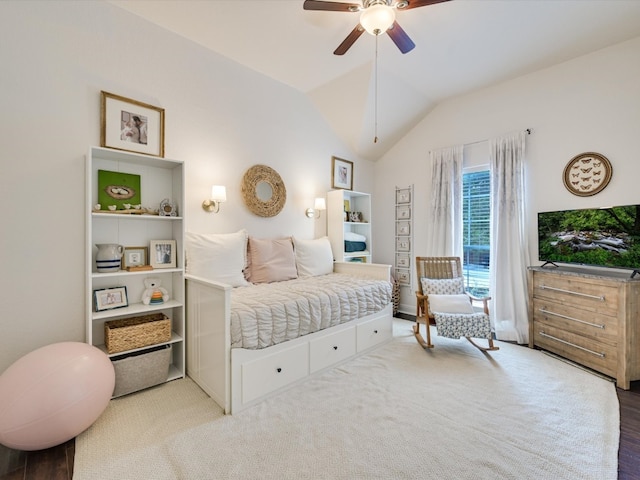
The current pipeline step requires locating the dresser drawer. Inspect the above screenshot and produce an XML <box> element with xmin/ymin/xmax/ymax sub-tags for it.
<box><xmin>309</xmin><ymin>325</ymin><xmax>356</xmax><ymax>373</ymax></box>
<box><xmin>240</xmin><ymin>342</ymin><xmax>309</xmax><ymax>404</ymax></box>
<box><xmin>532</xmin><ymin>274</ymin><xmax>618</xmax><ymax>316</ymax></box>
<box><xmin>533</xmin><ymin>324</ymin><xmax>617</xmax><ymax>378</ymax></box>
<box><xmin>532</xmin><ymin>297</ymin><xmax>618</xmax><ymax>344</ymax></box>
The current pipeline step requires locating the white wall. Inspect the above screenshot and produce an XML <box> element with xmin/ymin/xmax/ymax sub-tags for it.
<box><xmin>0</xmin><ymin>1</ymin><xmax>375</xmax><ymax>372</ymax></box>
<box><xmin>374</xmin><ymin>36</ymin><xmax>640</xmax><ymax>314</ymax></box>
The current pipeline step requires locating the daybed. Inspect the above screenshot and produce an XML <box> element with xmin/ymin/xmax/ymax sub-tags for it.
<box><xmin>185</xmin><ymin>231</ymin><xmax>393</xmax><ymax>414</ymax></box>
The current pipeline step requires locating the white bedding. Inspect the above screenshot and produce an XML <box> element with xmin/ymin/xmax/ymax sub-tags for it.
<box><xmin>230</xmin><ymin>273</ymin><xmax>392</xmax><ymax>349</ymax></box>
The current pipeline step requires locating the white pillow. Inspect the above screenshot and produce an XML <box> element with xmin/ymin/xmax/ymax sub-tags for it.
<box><xmin>427</xmin><ymin>294</ymin><xmax>474</xmax><ymax>314</ymax></box>
<box><xmin>292</xmin><ymin>236</ymin><xmax>334</xmax><ymax>277</ymax></box>
<box><xmin>185</xmin><ymin>230</ymin><xmax>249</xmax><ymax>287</ymax></box>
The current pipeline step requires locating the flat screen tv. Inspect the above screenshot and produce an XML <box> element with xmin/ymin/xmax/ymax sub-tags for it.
<box><xmin>537</xmin><ymin>204</ymin><xmax>640</xmax><ymax>273</ymax></box>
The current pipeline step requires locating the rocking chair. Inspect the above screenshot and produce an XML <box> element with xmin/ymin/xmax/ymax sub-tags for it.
<box><xmin>414</xmin><ymin>256</ymin><xmax>498</xmax><ymax>352</ymax></box>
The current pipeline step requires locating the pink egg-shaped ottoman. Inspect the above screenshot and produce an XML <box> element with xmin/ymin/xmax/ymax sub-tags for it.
<box><xmin>0</xmin><ymin>342</ymin><xmax>115</xmax><ymax>451</ymax></box>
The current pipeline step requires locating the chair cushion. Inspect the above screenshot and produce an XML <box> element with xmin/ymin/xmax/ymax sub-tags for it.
<box><xmin>427</xmin><ymin>294</ymin><xmax>475</xmax><ymax>314</ymax></box>
<box><xmin>434</xmin><ymin>312</ymin><xmax>492</xmax><ymax>339</ymax></box>
<box><xmin>421</xmin><ymin>277</ymin><xmax>465</xmax><ymax>295</ymax></box>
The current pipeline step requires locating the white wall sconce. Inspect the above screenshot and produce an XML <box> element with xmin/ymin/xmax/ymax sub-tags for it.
<box><xmin>202</xmin><ymin>185</ymin><xmax>227</xmax><ymax>213</ymax></box>
<box><xmin>305</xmin><ymin>197</ymin><xmax>326</xmax><ymax>218</ymax></box>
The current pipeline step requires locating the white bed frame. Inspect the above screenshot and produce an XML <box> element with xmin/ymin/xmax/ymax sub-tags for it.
<box><xmin>185</xmin><ymin>262</ymin><xmax>393</xmax><ymax>414</ymax></box>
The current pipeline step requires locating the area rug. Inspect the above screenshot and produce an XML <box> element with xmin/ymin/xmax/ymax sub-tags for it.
<box><xmin>74</xmin><ymin>320</ymin><xmax>619</xmax><ymax>480</ymax></box>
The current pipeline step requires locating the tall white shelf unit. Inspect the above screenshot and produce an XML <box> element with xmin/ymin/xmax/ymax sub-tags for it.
<box><xmin>327</xmin><ymin>189</ymin><xmax>372</xmax><ymax>263</ymax></box>
<box><xmin>85</xmin><ymin>146</ymin><xmax>185</xmax><ymax>393</ymax></box>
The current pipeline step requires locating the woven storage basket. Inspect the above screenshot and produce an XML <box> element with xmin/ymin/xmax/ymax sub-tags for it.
<box><xmin>391</xmin><ymin>275</ymin><xmax>400</xmax><ymax>316</ymax></box>
<box><xmin>104</xmin><ymin>312</ymin><xmax>171</xmax><ymax>354</ymax></box>
<box><xmin>112</xmin><ymin>344</ymin><xmax>172</xmax><ymax>397</ymax></box>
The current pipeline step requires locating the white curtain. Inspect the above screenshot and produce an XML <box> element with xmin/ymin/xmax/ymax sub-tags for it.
<box><xmin>489</xmin><ymin>132</ymin><xmax>530</xmax><ymax>344</ymax></box>
<box><xmin>427</xmin><ymin>146</ymin><xmax>463</xmax><ymax>257</ymax></box>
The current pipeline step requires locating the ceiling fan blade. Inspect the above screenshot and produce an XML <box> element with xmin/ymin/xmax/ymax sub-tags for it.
<box><xmin>303</xmin><ymin>0</ymin><xmax>361</xmax><ymax>12</ymax></box>
<box><xmin>334</xmin><ymin>24</ymin><xmax>365</xmax><ymax>55</ymax></box>
<box><xmin>397</xmin><ymin>0</ymin><xmax>451</xmax><ymax>10</ymax></box>
<box><xmin>386</xmin><ymin>21</ymin><xmax>415</xmax><ymax>54</ymax></box>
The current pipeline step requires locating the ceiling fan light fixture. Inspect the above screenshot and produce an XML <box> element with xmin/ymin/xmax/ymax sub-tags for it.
<box><xmin>360</xmin><ymin>4</ymin><xmax>396</xmax><ymax>36</ymax></box>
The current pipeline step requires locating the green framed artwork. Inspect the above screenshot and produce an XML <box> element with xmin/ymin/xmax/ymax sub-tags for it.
<box><xmin>98</xmin><ymin>170</ymin><xmax>141</xmax><ymax>210</ymax></box>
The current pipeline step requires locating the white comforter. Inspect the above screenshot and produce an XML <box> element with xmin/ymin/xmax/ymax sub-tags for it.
<box><xmin>230</xmin><ymin>273</ymin><xmax>392</xmax><ymax>349</ymax></box>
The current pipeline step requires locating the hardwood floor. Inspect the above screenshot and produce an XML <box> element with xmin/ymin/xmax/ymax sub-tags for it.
<box><xmin>0</xmin><ymin>348</ymin><xmax>638</xmax><ymax>479</ymax></box>
<box><xmin>0</xmin><ymin>439</ymin><xmax>74</xmax><ymax>480</ymax></box>
<box><xmin>618</xmin><ymin>382</ymin><xmax>640</xmax><ymax>480</ymax></box>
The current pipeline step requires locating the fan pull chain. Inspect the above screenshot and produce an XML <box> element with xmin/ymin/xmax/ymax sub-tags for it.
<box><xmin>374</xmin><ymin>34</ymin><xmax>379</xmax><ymax>144</ymax></box>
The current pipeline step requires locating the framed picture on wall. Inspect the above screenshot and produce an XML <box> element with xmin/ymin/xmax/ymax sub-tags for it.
<box><xmin>397</xmin><ymin>221</ymin><xmax>411</xmax><ymax>236</ymax></box>
<box><xmin>396</xmin><ymin>206</ymin><xmax>411</xmax><ymax>220</ymax></box>
<box><xmin>331</xmin><ymin>156</ymin><xmax>353</xmax><ymax>190</ymax></box>
<box><xmin>396</xmin><ymin>239</ymin><xmax>411</xmax><ymax>252</ymax></box>
<box><xmin>101</xmin><ymin>91</ymin><xmax>165</xmax><ymax>157</ymax></box>
<box><xmin>396</xmin><ymin>189</ymin><xmax>411</xmax><ymax>204</ymax></box>
<box><xmin>396</xmin><ymin>253</ymin><xmax>410</xmax><ymax>268</ymax></box>
<box><xmin>396</xmin><ymin>269</ymin><xmax>410</xmax><ymax>285</ymax></box>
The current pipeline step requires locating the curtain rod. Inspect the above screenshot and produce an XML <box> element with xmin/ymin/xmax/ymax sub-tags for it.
<box><xmin>430</xmin><ymin>129</ymin><xmax>531</xmax><ymax>153</ymax></box>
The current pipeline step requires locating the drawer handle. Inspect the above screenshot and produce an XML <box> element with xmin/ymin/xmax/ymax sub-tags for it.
<box><xmin>540</xmin><ymin>284</ymin><xmax>605</xmax><ymax>301</ymax></box>
<box><xmin>539</xmin><ymin>331</ymin><xmax>606</xmax><ymax>358</ymax></box>
<box><xmin>333</xmin><ymin>346</ymin><xmax>338</xmax><ymax>350</ymax></box>
<box><xmin>539</xmin><ymin>308</ymin><xmax>605</xmax><ymax>329</ymax></box>
<box><xmin>276</xmin><ymin>367</ymin><xmax>282</xmax><ymax>373</ymax></box>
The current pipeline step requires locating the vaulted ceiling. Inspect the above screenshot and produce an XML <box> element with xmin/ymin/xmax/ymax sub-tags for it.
<box><xmin>109</xmin><ymin>0</ymin><xmax>640</xmax><ymax>161</ymax></box>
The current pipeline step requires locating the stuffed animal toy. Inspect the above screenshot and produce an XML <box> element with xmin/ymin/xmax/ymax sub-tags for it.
<box><xmin>141</xmin><ymin>277</ymin><xmax>169</xmax><ymax>305</ymax></box>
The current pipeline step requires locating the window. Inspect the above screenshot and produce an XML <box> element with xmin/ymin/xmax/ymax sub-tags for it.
<box><xmin>462</xmin><ymin>169</ymin><xmax>490</xmax><ymax>297</ymax></box>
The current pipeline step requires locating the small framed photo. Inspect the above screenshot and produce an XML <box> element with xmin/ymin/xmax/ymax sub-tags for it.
<box><xmin>123</xmin><ymin>246</ymin><xmax>148</xmax><ymax>269</ymax></box>
<box><xmin>94</xmin><ymin>286</ymin><xmax>128</xmax><ymax>312</ymax></box>
<box><xmin>101</xmin><ymin>91</ymin><xmax>165</xmax><ymax>157</ymax></box>
<box><xmin>150</xmin><ymin>240</ymin><xmax>177</xmax><ymax>268</ymax></box>
<box><xmin>396</xmin><ymin>254</ymin><xmax>410</xmax><ymax>268</ymax></box>
<box><xmin>396</xmin><ymin>189</ymin><xmax>411</xmax><ymax>204</ymax></box>
<box><xmin>396</xmin><ymin>269</ymin><xmax>410</xmax><ymax>286</ymax></box>
<box><xmin>331</xmin><ymin>156</ymin><xmax>353</xmax><ymax>190</ymax></box>
<box><xmin>348</xmin><ymin>211</ymin><xmax>363</xmax><ymax>223</ymax></box>
<box><xmin>397</xmin><ymin>239</ymin><xmax>411</xmax><ymax>252</ymax></box>
<box><xmin>396</xmin><ymin>206</ymin><xmax>411</xmax><ymax>220</ymax></box>
<box><xmin>397</xmin><ymin>221</ymin><xmax>411</xmax><ymax>236</ymax></box>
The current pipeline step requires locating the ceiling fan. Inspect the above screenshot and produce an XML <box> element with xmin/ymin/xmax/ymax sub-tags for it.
<box><xmin>303</xmin><ymin>0</ymin><xmax>451</xmax><ymax>55</ymax></box>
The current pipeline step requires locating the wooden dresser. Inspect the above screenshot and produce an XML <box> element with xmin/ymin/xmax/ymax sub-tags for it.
<box><xmin>528</xmin><ymin>266</ymin><xmax>640</xmax><ymax>389</ymax></box>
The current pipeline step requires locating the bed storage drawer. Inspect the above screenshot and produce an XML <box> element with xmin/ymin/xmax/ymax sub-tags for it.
<box><xmin>309</xmin><ymin>325</ymin><xmax>356</xmax><ymax>373</ymax></box>
<box><xmin>357</xmin><ymin>315</ymin><xmax>392</xmax><ymax>352</ymax></box>
<box><xmin>240</xmin><ymin>342</ymin><xmax>309</xmax><ymax>404</ymax></box>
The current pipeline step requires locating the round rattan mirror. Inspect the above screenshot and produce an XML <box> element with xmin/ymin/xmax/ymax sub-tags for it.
<box><xmin>241</xmin><ymin>164</ymin><xmax>286</xmax><ymax>217</ymax></box>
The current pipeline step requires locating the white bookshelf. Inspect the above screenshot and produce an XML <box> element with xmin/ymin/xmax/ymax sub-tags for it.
<box><xmin>327</xmin><ymin>189</ymin><xmax>372</xmax><ymax>263</ymax></box>
<box><xmin>85</xmin><ymin>146</ymin><xmax>185</xmax><ymax>393</ymax></box>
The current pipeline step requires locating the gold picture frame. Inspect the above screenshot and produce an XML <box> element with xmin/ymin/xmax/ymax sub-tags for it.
<box><xmin>100</xmin><ymin>91</ymin><xmax>165</xmax><ymax>157</ymax></box>
<box><xmin>122</xmin><ymin>246</ymin><xmax>148</xmax><ymax>269</ymax></box>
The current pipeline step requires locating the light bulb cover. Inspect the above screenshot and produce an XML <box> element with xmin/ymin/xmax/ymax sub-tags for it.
<box><xmin>360</xmin><ymin>4</ymin><xmax>396</xmax><ymax>35</ymax></box>
<box><xmin>210</xmin><ymin>185</ymin><xmax>227</xmax><ymax>202</ymax></box>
